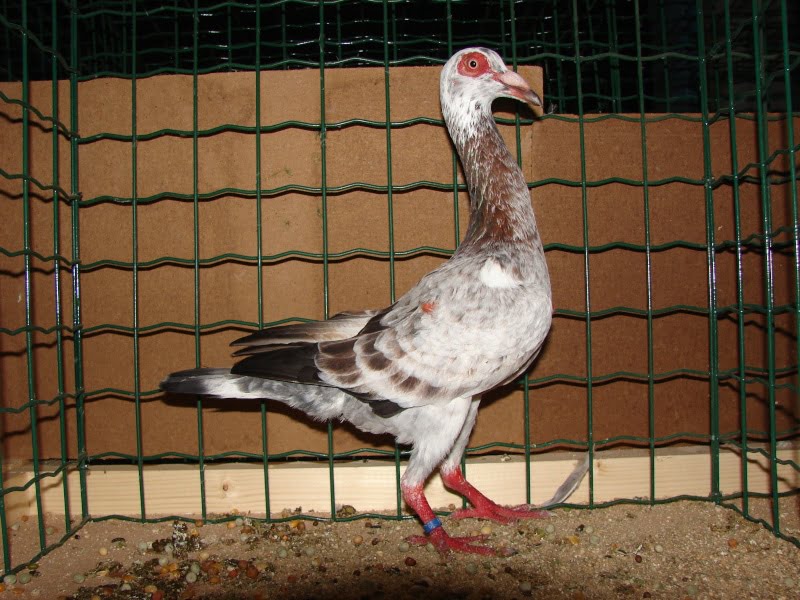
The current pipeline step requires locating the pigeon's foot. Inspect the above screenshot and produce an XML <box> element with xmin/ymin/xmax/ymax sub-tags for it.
<box><xmin>449</xmin><ymin>502</ymin><xmax>551</xmax><ymax>523</ymax></box>
<box><xmin>406</xmin><ymin>528</ymin><xmax>512</xmax><ymax>556</ymax></box>
<box><xmin>441</xmin><ymin>467</ymin><xmax>551</xmax><ymax>524</ymax></box>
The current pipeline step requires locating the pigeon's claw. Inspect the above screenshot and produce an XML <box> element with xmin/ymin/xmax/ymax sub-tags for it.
<box><xmin>449</xmin><ymin>503</ymin><xmax>551</xmax><ymax>523</ymax></box>
<box><xmin>442</xmin><ymin>467</ymin><xmax>552</xmax><ymax>523</ymax></box>
<box><xmin>406</xmin><ymin>529</ymin><xmax>509</xmax><ymax>556</ymax></box>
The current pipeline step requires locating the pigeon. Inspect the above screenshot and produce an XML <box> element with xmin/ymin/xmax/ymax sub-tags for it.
<box><xmin>161</xmin><ymin>47</ymin><xmax>587</xmax><ymax>555</ymax></box>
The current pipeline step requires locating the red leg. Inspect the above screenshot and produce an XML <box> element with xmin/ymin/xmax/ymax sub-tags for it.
<box><xmin>401</xmin><ymin>482</ymin><xmax>507</xmax><ymax>555</ymax></box>
<box><xmin>441</xmin><ymin>467</ymin><xmax>550</xmax><ymax>523</ymax></box>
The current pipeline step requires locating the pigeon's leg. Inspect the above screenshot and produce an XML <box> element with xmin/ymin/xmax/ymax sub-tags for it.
<box><xmin>439</xmin><ymin>399</ymin><xmax>549</xmax><ymax>523</ymax></box>
<box><xmin>401</xmin><ymin>397</ymin><xmax>503</xmax><ymax>555</ymax></box>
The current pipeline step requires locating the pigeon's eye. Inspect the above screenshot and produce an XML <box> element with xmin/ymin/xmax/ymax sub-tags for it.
<box><xmin>458</xmin><ymin>53</ymin><xmax>488</xmax><ymax>76</ymax></box>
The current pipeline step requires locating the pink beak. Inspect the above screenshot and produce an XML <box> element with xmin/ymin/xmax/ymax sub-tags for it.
<box><xmin>495</xmin><ymin>70</ymin><xmax>542</xmax><ymax>108</ymax></box>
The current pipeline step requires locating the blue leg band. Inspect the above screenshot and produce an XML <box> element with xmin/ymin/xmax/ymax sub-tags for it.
<box><xmin>423</xmin><ymin>517</ymin><xmax>442</xmax><ymax>535</ymax></box>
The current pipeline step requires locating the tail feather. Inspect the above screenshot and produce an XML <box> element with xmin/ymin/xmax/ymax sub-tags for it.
<box><xmin>159</xmin><ymin>367</ymin><xmax>350</xmax><ymax>421</ymax></box>
<box><xmin>159</xmin><ymin>368</ymin><xmax>266</xmax><ymax>399</ymax></box>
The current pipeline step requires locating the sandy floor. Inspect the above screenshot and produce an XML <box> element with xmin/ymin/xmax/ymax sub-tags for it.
<box><xmin>0</xmin><ymin>498</ymin><xmax>798</xmax><ymax>600</ymax></box>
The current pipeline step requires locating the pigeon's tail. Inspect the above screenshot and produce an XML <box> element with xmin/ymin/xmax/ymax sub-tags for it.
<box><xmin>159</xmin><ymin>368</ymin><xmax>347</xmax><ymax>422</ymax></box>
<box><xmin>159</xmin><ymin>368</ymin><xmax>269</xmax><ymax>399</ymax></box>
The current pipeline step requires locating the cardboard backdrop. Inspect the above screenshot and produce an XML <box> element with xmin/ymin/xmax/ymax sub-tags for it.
<box><xmin>0</xmin><ymin>65</ymin><xmax>797</xmax><ymax>461</ymax></box>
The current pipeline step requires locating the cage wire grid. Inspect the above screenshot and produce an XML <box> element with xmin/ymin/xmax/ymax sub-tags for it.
<box><xmin>0</xmin><ymin>0</ymin><xmax>798</xmax><ymax>575</ymax></box>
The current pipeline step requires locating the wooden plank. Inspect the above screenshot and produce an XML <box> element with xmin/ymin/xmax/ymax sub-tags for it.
<box><xmin>3</xmin><ymin>446</ymin><xmax>797</xmax><ymax>519</ymax></box>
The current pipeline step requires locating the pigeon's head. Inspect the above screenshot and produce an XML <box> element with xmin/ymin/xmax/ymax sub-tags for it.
<box><xmin>440</xmin><ymin>47</ymin><xmax>541</xmax><ymax>140</ymax></box>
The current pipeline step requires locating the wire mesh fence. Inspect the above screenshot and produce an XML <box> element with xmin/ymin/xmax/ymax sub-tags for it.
<box><xmin>0</xmin><ymin>0</ymin><xmax>798</xmax><ymax>576</ymax></box>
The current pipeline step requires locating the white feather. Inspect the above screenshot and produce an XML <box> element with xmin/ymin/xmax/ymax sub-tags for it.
<box><xmin>479</xmin><ymin>259</ymin><xmax>519</xmax><ymax>288</ymax></box>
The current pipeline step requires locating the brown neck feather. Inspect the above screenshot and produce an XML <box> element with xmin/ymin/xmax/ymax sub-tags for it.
<box><xmin>455</xmin><ymin>118</ymin><xmax>540</xmax><ymax>253</ymax></box>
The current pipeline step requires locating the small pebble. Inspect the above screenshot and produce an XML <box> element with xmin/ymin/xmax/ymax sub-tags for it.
<box><xmin>199</xmin><ymin>551</ymin><xmax>210</xmax><ymax>560</ymax></box>
<box><xmin>634</xmin><ymin>554</ymin><xmax>642</xmax><ymax>563</ymax></box>
<box><xmin>10</xmin><ymin>523</ymin><xmax>19</xmax><ymax>532</ymax></box>
<box><xmin>398</xmin><ymin>541</ymin><xmax>410</xmax><ymax>552</ymax></box>
<box><xmin>545</xmin><ymin>524</ymin><xmax>555</xmax><ymax>534</ymax></box>
<box><xmin>685</xmin><ymin>583</ymin><xmax>698</xmax><ymax>597</ymax></box>
<box><xmin>584</xmin><ymin>525</ymin><xmax>594</xmax><ymax>534</ymax></box>
<box><xmin>185</xmin><ymin>571</ymin><xmax>197</xmax><ymax>583</ymax></box>
<box><xmin>519</xmin><ymin>581</ymin><xmax>533</xmax><ymax>595</ymax></box>
<box><xmin>143</xmin><ymin>585</ymin><xmax>158</xmax><ymax>593</ymax></box>
<box><xmin>239</xmin><ymin>533</ymin><xmax>249</xmax><ymax>542</ymax></box>
<box><xmin>158</xmin><ymin>557</ymin><xmax>169</xmax><ymax>566</ymax></box>
<box><xmin>98</xmin><ymin>547</ymin><xmax>108</xmax><ymax>556</ymax></box>
<box><xmin>3</xmin><ymin>575</ymin><xmax>16</xmax><ymax>586</ymax></box>
<box><xmin>465</xmin><ymin>563</ymin><xmax>478</xmax><ymax>575</ymax></box>
<box><xmin>17</xmin><ymin>573</ymin><xmax>31</xmax><ymax>585</ymax></box>
<box><xmin>73</xmin><ymin>573</ymin><xmax>85</xmax><ymax>584</ymax></box>
<box><xmin>304</xmin><ymin>546</ymin><xmax>315</xmax><ymax>557</ymax></box>
<box><xmin>654</xmin><ymin>544</ymin><xmax>664</xmax><ymax>553</ymax></box>
<box><xmin>190</xmin><ymin>562</ymin><xmax>201</xmax><ymax>574</ymax></box>
<box><xmin>137</xmin><ymin>541</ymin><xmax>148</xmax><ymax>552</ymax></box>
<box><xmin>589</xmin><ymin>535</ymin><xmax>600</xmax><ymax>545</ymax></box>
<box><xmin>426</xmin><ymin>543</ymin><xmax>435</xmax><ymax>553</ymax></box>
<box><xmin>277</xmin><ymin>547</ymin><xmax>288</xmax><ymax>559</ymax></box>
<box><xmin>727</xmin><ymin>538</ymin><xmax>738</xmax><ymax>549</ymax></box>
<box><xmin>226</xmin><ymin>521</ymin><xmax>237</xmax><ymax>529</ymax></box>
<box><xmin>235</xmin><ymin>517</ymin><xmax>244</xmax><ymax>527</ymax></box>
<box><xmin>164</xmin><ymin>543</ymin><xmax>174</xmax><ymax>554</ymax></box>
<box><xmin>45</xmin><ymin>526</ymin><xmax>55</xmax><ymax>535</ymax></box>
<box><xmin>480</xmin><ymin>525</ymin><xmax>492</xmax><ymax>535</ymax></box>
<box><xmin>404</xmin><ymin>556</ymin><xmax>417</xmax><ymax>567</ymax></box>
<box><xmin>352</xmin><ymin>535</ymin><xmax>364</xmax><ymax>546</ymax></box>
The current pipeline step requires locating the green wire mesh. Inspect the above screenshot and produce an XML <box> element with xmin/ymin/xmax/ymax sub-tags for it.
<box><xmin>0</xmin><ymin>0</ymin><xmax>798</xmax><ymax>575</ymax></box>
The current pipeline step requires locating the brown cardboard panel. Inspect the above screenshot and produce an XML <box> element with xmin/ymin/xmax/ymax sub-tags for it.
<box><xmin>1</xmin><ymin>70</ymin><xmax>797</xmax><ymax>463</ymax></box>
<box><xmin>390</xmin><ymin>189</ymin><xmax>461</xmax><ymax>253</ymax></box>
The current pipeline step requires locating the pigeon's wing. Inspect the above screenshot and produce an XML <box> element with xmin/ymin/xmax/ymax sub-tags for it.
<box><xmin>315</xmin><ymin>260</ymin><xmax>539</xmax><ymax>409</ymax></box>
<box><xmin>231</xmin><ymin>259</ymin><xmax>546</xmax><ymax>412</ymax></box>
<box><xmin>230</xmin><ymin>310</ymin><xmax>378</xmax><ymax>356</ymax></box>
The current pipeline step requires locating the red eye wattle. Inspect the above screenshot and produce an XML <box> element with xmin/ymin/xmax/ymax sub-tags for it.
<box><xmin>458</xmin><ymin>52</ymin><xmax>489</xmax><ymax>77</ymax></box>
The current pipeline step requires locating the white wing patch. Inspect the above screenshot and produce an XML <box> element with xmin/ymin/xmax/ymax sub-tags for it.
<box><xmin>479</xmin><ymin>259</ymin><xmax>518</xmax><ymax>288</ymax></box>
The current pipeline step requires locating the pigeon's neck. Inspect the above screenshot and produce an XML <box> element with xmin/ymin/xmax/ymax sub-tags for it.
<box><xmin>452</xmin><ymin>112</ymin><xmax>542</xmax><ymax>254</ymax></box>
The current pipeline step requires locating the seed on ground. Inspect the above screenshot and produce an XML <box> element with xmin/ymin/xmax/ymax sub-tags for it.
<box><xmin>404</xmin><ymin>557</ymin><xmax>417</xmax><ymax>567</ymax></box>
<box><xmin>352</xmin><ymin>535</ymin><xmax>364</xmax><ymax>546</ymax></box>
<box><xmin>185</xmin><ymin>572</ymin><xmax>197</xmax><ymax>583</ymax></box>
<box><xmin>480</xmin><ymin>525</ymin><xmax>492</xmax><ymax>535</ymax></box>
<box><xmin>98</xmin><ymin>547</ymin><xmax>108</xmax><ymax>556</ymax></box>
<box><xmin>17</xmin><ymin>573</ymin><xmax>31</xmax><ymax>585</ymax></box>
<box><xmin>398</xmin><ymin>541</ymin><xmax>410</xmax><ymax>552</ymax></box>
<box><xmin>73</xmin><ymin>573</ymin><xmax>85</xmax><ymax>584</ymax></box>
